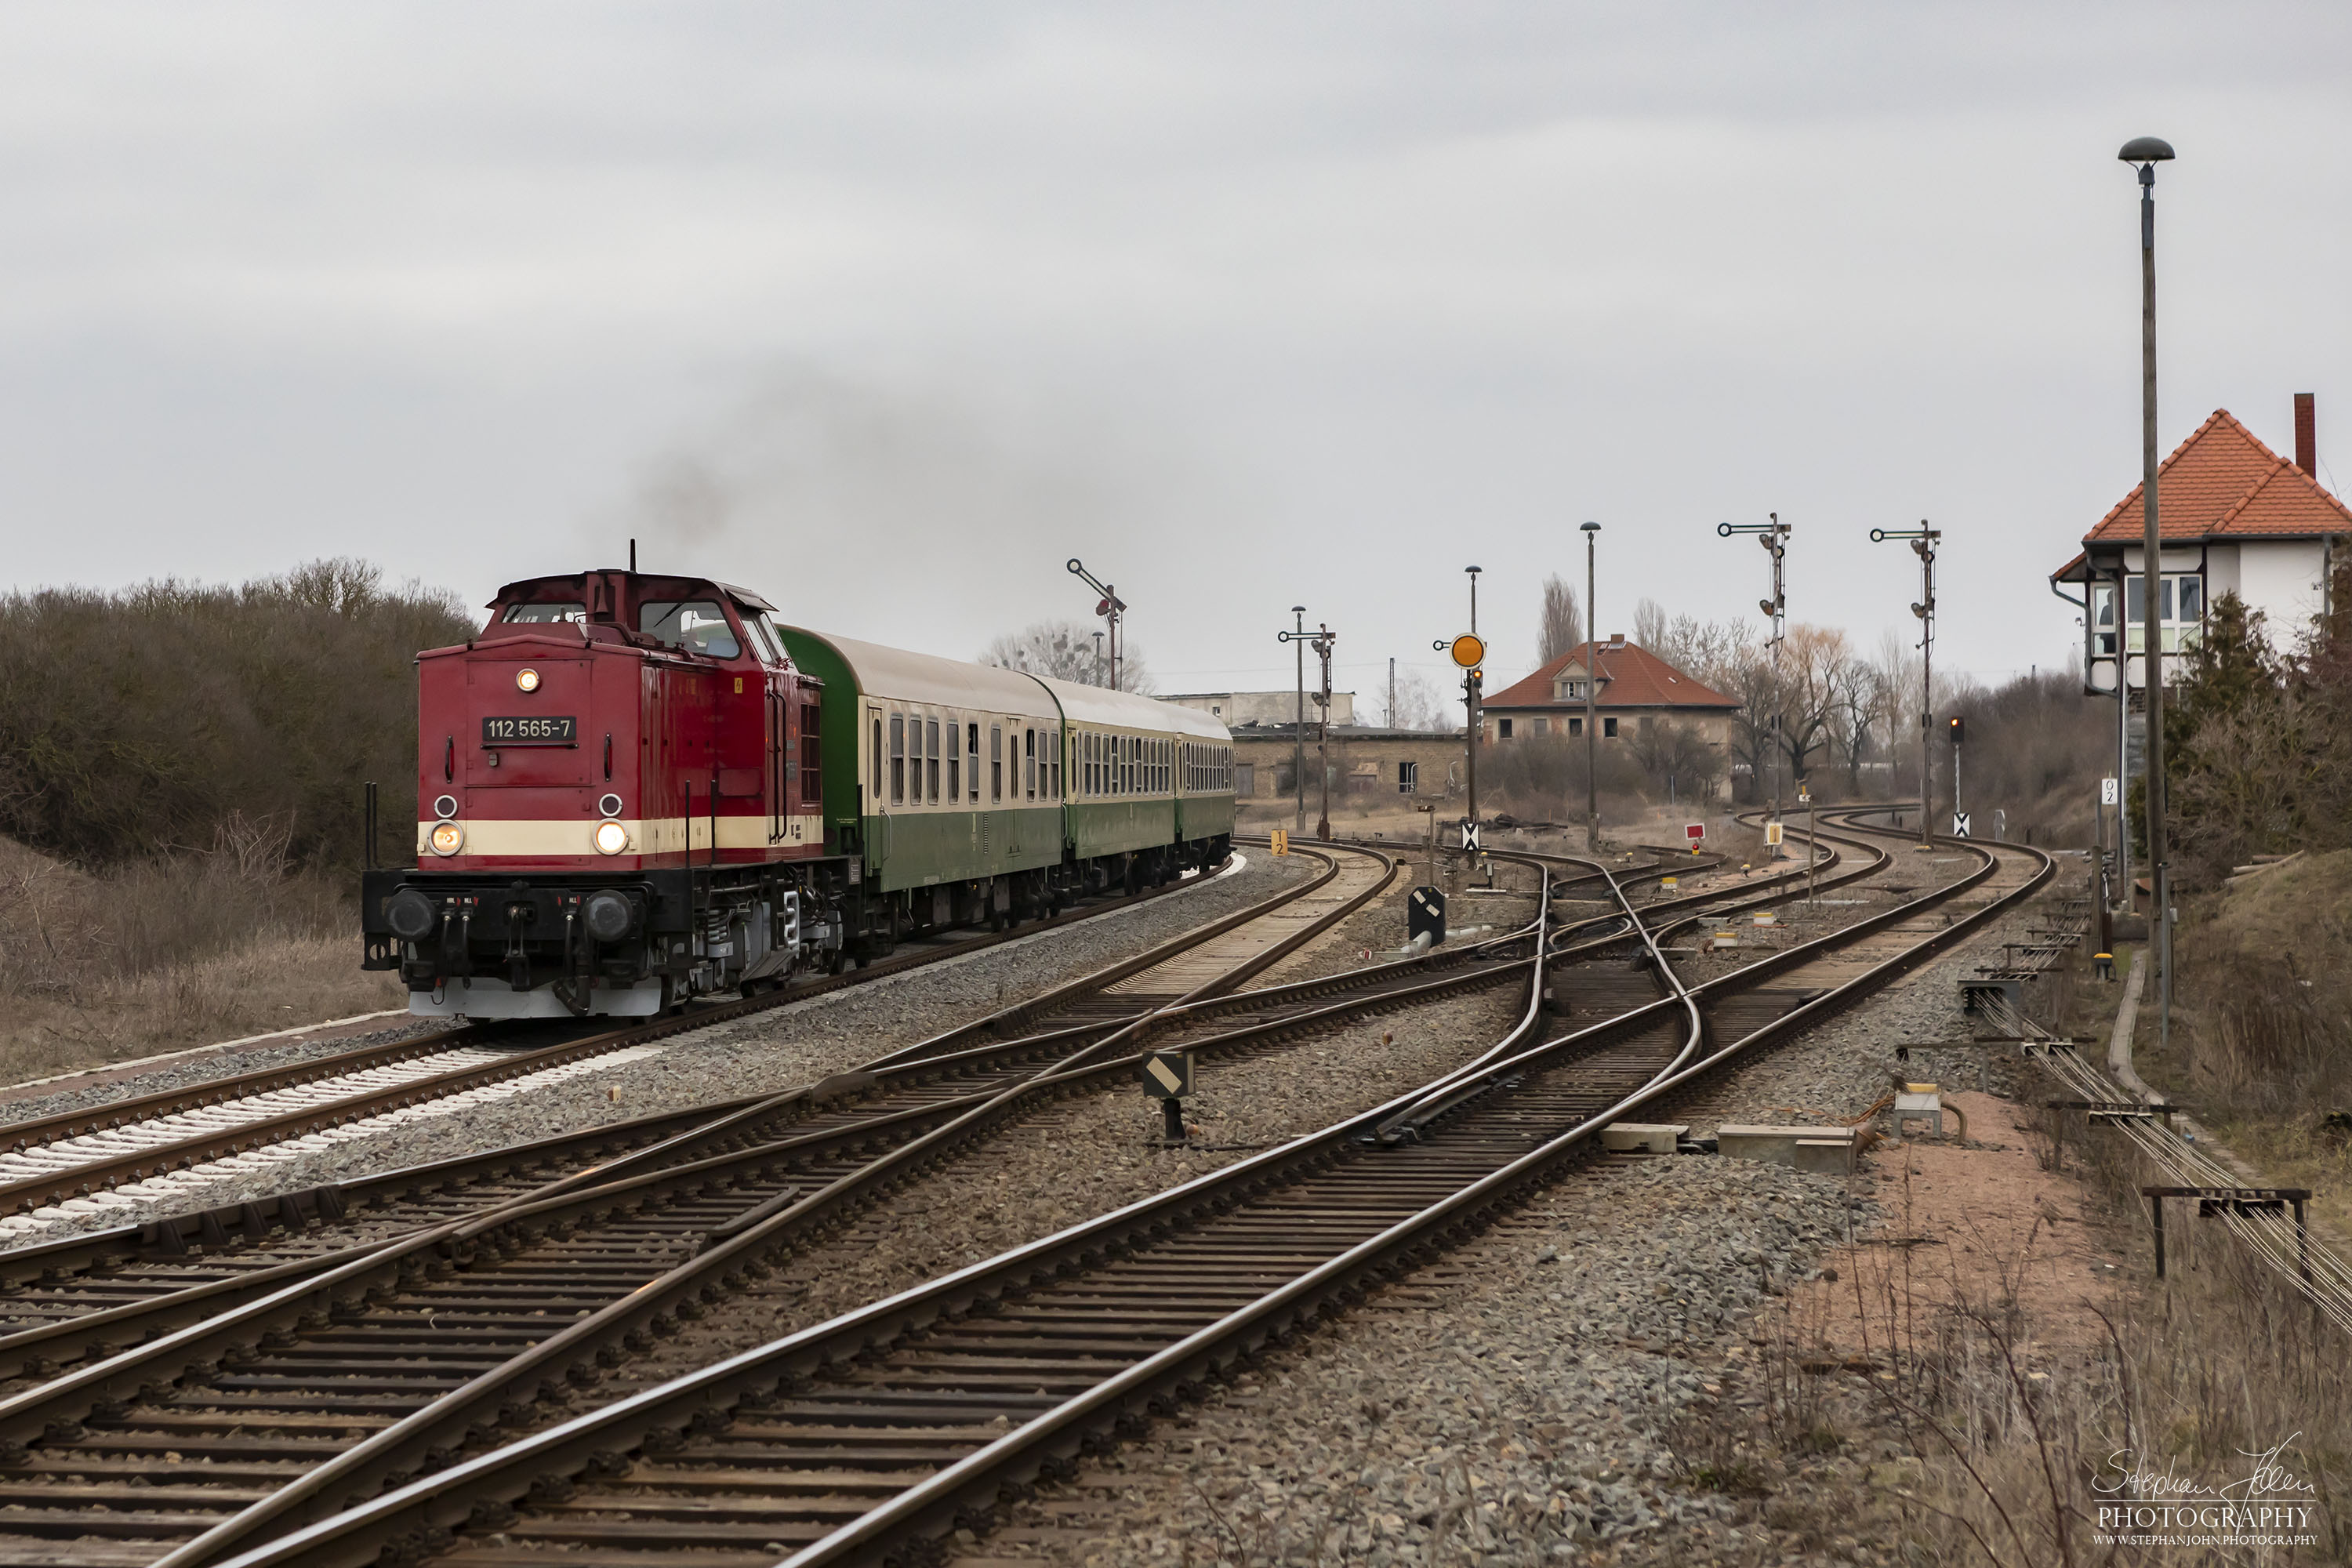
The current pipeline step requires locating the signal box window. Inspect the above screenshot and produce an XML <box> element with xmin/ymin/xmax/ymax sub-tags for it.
<box><xmin>640</xmin><ymin>601</ymin><xmax>741</xmax><ymax>659</ymax></box>
<box><xmin>927</xmin><ymin>720</ymin><xmax>942</xmax><ymax>803</ymax></box>
<box><xmin>990</xmin><ymin>725</ymin><xmax>1003</xmax><ymax>802</ymax></box>
<box><xmin>889</xmin><ymin>714</ymin><xmax>906</xmax><ymax>804</ymax></box>
<box><xmin>503</xmin><ymin>602</ymin><xmax>586</xmax><ymax>623</ymax></box>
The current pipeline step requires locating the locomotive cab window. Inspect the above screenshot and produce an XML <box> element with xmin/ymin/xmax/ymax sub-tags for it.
<box><xmin>503</xmin><ymin>602</ymin><xmax>586</xmax><ymax>623</ymax></box>
<box><xmin>639</xmin><ymin>600</ymin><xmax>741</xmax><ymax>659</ymax></box>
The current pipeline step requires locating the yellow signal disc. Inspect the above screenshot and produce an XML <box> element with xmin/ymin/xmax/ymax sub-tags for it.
<box><xmin>1449</xmin><ymin>633</ymin><xmax>1485</xmax><ymax>669</ymax></box>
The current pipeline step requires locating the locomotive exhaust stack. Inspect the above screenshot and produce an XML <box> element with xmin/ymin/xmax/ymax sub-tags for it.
<box><xmin>361</xmin><ymin>568</ymin><xmax>1236</xmax><ymax>1019</ymax></box>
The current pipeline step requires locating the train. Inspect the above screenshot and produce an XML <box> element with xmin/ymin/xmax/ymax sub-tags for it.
<box><xmin>360</xmin><ymin>568</ymin><xmax>1237</xmax><ymax>1018</ymax></box>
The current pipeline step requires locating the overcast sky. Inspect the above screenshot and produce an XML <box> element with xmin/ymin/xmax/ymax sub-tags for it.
<box><xmin>1</xmin><ymin>2</ymin><xmax>2346</xmax><ymax>706</ymax></box>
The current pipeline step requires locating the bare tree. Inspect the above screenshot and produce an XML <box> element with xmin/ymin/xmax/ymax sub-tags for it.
<box><xmin>1389</xmin><ymin>668</ymin><xmax>1456</xmax><ymax>731</ymax></box>
<box><xmin>981</xmin><ymin>619</ymin><xmax>1152</xmax><ymax>691</ymax></box>
<box><xmin>1538</xmin><ymin>575</ymin><xmax>1584</xmax><ymax>665</ymax></box>
<box><xmin>1775</xmin><ymin>625</ymin><xmax>1856</xmax><ymax>786</ymax></box>
<box><xmin>1632</xmin><ymin>597</ymin><xmax>1669</xmax><ymax>653</ymax></box>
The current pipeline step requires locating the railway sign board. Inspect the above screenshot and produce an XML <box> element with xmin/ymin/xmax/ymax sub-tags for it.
<box><xmin>1461</xmin><ymin>820</ymin><xmax>1481</xmax><ymax>853</ymax></box>
<box><xmin>1763</xmin><ymin>821</ymin><xmax>1784</xmax><ymax>847</ymax></box>
<box><xmin>1270</xmin><ymin>828</ymin><xmax>1289</xmax><ymax>856</ymax></box>
<box><xmin>1139</xmin><ymin>1051</ymin><xmax>1194</xmax><ymax>1099</ymax></box>
<box><xmin>1684</xmin><ymin>822</ymin><xmax>1704</xmax><ymax>840</ymax></box>
<box><xmin>1408</xmin><ymin>886</ymin><xmax>1446</xmax><ymax>946</ymax></box>
<box><xmin>2101</xmin><ymin>777</ymin><xmax>2120</xmax><ymax>805</ymax></box>
<box><xmin>1952</xmin><ymin>812</ymin><xmax>1972</xmax><ymax>838</ymax></box>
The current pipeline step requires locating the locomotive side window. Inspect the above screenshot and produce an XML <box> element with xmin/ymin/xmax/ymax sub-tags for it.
<box><xmin>927</xmin><ymin>720</ymin><xmax>942</xmax><ymax>804</ymax></box>
<box><xmin>989</xmin><ymin>725</ymin><xmax>1003</xmax><ymax>802</ymax></box>
<box><xmin>801</xmin><ymin>703</ymin><xmax>822</xmax><ymax>802</ymax></box>
<box><xmin>640</xmin><ymin>600</ymin><xmax>741</xmax><ymax>659</ymax></box>
<box><xmin>743</xmin><ymin>612</ymin><xmax>786</xmax><ymax>664</ymax></box>
<box><xmin>503</xmin><ymin>602</ymin><xmax>586</xmax><ymax>622</ymax></box>
<box><xmin>889</xmin><ymin>713</ymin><xmax>906</xmax><ymax>805</ymax></box>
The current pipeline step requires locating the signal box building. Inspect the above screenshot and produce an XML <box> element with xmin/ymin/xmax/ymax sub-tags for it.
<box><xmin>2052</xmin><ymin>397</ymin><xmax>2351</xmax><ymax>691</ymax></box>
<box><xmin>1475</xmin><ymin>636</ymin><xmax>1740</xmax><ymax>799</ymax></box>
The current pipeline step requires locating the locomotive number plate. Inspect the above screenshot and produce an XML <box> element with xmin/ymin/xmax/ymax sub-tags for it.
<box><xmin>481</xmin><ymin>715</ymin><xmax>577</xmax><ymax>746</ymax></box>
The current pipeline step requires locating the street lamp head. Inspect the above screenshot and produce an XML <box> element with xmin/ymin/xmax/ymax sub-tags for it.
<box><xmin>1465</xmin><ymin>565</ymin><xmax>1482</xmax><ymax>575</ymax></box>
<box><xmin>1580</xmin><ymin>521</ymin><xmax>1599</xmax><ymax>534</ymax></box>
<box><xmin>2118</xmin><ymin>136</ymin><xmax>2175</xmax><ymax>165</ymax></box>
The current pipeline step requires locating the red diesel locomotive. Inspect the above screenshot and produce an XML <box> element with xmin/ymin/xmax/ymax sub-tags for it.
<box><xmin>361</xmin><ymin>568</ymin><xmax>1236</xmax><ymax>1018</ymax></box>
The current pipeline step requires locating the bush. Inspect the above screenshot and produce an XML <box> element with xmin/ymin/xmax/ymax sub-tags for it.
<box><xmin>0</xmin><ymin>559</ymin><xmax>472</xmax><ymax>872</ymax></box>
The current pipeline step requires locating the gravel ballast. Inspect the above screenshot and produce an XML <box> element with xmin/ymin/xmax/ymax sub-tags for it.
<box><xmin>962</xmin><ymin>882</ymin><xmax>2060</xmax><ymax>1566</ymax></box>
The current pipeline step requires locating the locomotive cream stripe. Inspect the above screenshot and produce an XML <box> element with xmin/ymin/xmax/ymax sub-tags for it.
<box><xmin>418</xmin><ymin>815</ymin><xmax>827</xmax><ymax>858</ymax></box>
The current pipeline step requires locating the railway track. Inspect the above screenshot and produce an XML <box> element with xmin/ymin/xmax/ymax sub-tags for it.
<box><xmin>0</xmin><ymin>855</ymin><xmax>1273</xmax><ymax>1235</ymax></box>
<box><xmin>0</xmin><ymin>841</ymin><xmax>1496</xmax><ymax>1564</ymax></box>
<box><xmin>184</xmin><ymin>826</ymin><xmax>2049</xmax><ymax>1568</ymax></box>
<box><xmin>0</xmin><ymin>833</ymin><xmax>1764</xmax><ymax>1352</ymax></box>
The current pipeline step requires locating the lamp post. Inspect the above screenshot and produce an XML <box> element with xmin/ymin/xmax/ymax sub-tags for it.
<box><xmin>1580</xmin><ymin>522</ymin><xmax>1601</xmax><ymax>852</ymax></box>
<box><xmin>1066</xmin><ymin>559</ymin><xmax>1127</xmax><ymax>690</ymax></box>
<box><xmin>1718</xmin><ymin>514</ymin><xmax>1790</xmax><ymax>844</ymax></box>
<box><xmin>1869</xmin><ymin>524</ymin><xmax>1940</xmax><ymax>849</ymax></box>
<box><xmin>1278</xmin><ymin>607</ymin><xmax>1309</xmax><ymax>833</ymax></box>
<box><xmin>2121</xmin><ymin>133</ymin><xmax>2177</xmax><ymax>1054</ymax></box>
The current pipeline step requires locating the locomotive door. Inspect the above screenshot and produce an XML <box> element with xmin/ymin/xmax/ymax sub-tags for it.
<box><xmin>866</xmin><ymin>703</ymin><xmax>886</xmax><ymax>869</ymax></box>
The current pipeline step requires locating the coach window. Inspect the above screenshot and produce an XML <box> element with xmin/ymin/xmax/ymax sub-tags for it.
<box><xmin>1022</xmin><ymin>728</ymin><xmax>1035</xmax><ymax>800</ymax></box>
<box><xmin>926</xmin><ymin>720</ymin><xmax>941</xmax><ymax>803</ymax></box>
<box><xmin>990</xmin><ymin>725</ymin><xmax>1003</xmax><ymax>802</ymax></box>
<box><xmin>1054</xmin><ymin>727</ymin><xmax>1064</xmax><ymax>797</ymax></box>
<box><xmin>869</xmin><ymin>713</ymin><xmax>883</xmax><ymax>804</ymax></box>
<box><xmin>888</xmin><ymin>714</ymin><xmax>906</xmax><ymax>804</ymax></box>
<box><xmin>967</xmin><ymin>724</ymin><xmax>980</xmax><ymax>800</ymax></box>
<box><xmin>946</xmin><ymin>720</ymin><xmax>960</xmax><ymax>803</ymax></box>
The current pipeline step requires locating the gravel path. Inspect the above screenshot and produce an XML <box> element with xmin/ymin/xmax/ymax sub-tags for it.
<box><xmin>960</xmin><ymin>881</ymin><xmax>2061</xmax><ymax>1566</ymax></box>
<box><xmin>0</xmin><ymin>852</ymin><xmax>1313</xmax><ymax>1247</ymax></box>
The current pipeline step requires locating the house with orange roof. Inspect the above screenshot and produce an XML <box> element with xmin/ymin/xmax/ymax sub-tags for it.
<box><xmin>2052</xmin><ymin>396</ymin><xmax>2350</xmax><ymax>692</ymax></box>
<box><xmin>1478</xmin><ymin>635</ymin><xmax>1740</xmax><ymax>798</ymax></box>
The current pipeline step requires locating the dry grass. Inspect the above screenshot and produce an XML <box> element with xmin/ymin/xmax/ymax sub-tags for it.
<box><xmin>0</xmin><ymin>825</ymin><xmax>398</xmax><ymax>1087</ymax></box>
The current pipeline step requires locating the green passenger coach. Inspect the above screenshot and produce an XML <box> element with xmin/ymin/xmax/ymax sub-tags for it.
<box><xmin>777</xmin><ymin>627</ymin><xmax>1235</xmax><ymax>956</ymax></box>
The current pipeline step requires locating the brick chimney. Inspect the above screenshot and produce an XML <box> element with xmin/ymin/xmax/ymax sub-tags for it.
<box><xmin>2296</xmin><ymin>392</ymin><xmax>2316</xmax><ymax>475</ymax></box>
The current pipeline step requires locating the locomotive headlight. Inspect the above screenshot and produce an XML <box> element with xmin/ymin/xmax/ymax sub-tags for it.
<box><xmin>428</xmin><ymin>821</ymin><xmax>465</xmax><ymax>857</ymax></box>
<box><xmin>515</xmin><ymin>667</ymin><xmax>541</xmax><ymax>693</ymax></box>
<box><xmin>593</xmin><ymin>819</ymin><xmax>630</xmax><ymax>856</ymax></box>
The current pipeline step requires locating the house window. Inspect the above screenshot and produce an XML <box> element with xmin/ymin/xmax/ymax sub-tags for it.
<box><xmin>1532</xmin><ymin>717</ymin><xmax>1548</xmax><ymax>736</ymax></box>
<box><xmin>889</xmin><ymin>714</ymin><xmax>905</xmax><ymax>804</ymax></box>
<box><xmin>1603</xmin><ymin>717</ymin><xmax>1619</xmax><ymax>739</ymax></box>
<box><xmin>1398</xmin><ymin>760</ymin><xmax>1419</xmax><ymax>794</ymax></box>
<box><xmin>1569</xmin><ymin>717</ymin><xmax>1583</xmax><ymax>737</ymax></box>
<box><xmin>1498</xmin><ymin>718</ymin><xmax>1515</xmax><ymax>739</ymax></box>
<box><xmin>2123</xmin><ymin>573</ymin><xmax>2205</xmax><ymax>654</ymax></box>
<box><xmin>1236</xmin><ymin>762</ymin><xmax>1255</xmax><ymax>796</ymax></box>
